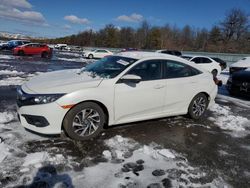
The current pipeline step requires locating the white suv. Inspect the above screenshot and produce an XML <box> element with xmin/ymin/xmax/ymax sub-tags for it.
<box><xmin>17</xmin><ymin>52</ymin><xmax>217</xmax><ymax>140</ymax></box>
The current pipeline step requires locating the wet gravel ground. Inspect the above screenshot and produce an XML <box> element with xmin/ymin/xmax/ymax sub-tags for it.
<box><xmin>0</xmin><ymin>50</ymin><xmax>250</xmax><ymax>188</ymax></box>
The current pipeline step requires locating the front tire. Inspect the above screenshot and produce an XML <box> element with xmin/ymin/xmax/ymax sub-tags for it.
<box><xmin>188</xmin><ymin>93</ymin><xmax>208</xmax><ymax>119</ymax></box>
<box><xmin>88</xmin><ymin>54</ymin><xmax>94</xmax><ymax>59</ymax></box>
<box><xmin>63</xmin><ymin>102</ymin><xmax>106</xmax><ymax>140</ymax></box>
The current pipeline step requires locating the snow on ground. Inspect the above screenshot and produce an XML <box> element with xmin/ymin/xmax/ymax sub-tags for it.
<box><xmin>0</xmin><ymin>111</ymin><xmax>15</xmax><ymax>124</ymax></box>
<box><xmin>0</xmin><ymin>70</ymin><xmax>24</xmax><ymax>75</ymax></box>
<box><xmin>56</xmin><ymin>57</ymin><xmax>89</xmax><ymax>63</ymax></box>
<box><xmin>56</xmin><ymin>52</ymin><xmax>82</xmax><ymax>57</ymax></box>
<box><xmin>70</xmin><ymin>135</ymin><xmax>228</xmax><ymax>188</ymax></box>
<box><xmin>0</xmin><ymin>72</ymin><xmax>42</xmax><ymax>86</ymax></box>
<box><xmin>0</xmin><ymin>130</ymin><xmax>229</xmax><ymax>187</ymax></box>
<box><xmin>209</xmin><ymin>103</ymin><xmax>250</xmax><ymax>137</ymax></box>
<box><xmin>0</xmin><ymin>55</ymin><xmax>15</xmax><ymax>60</ymax></box>
<box><xmin>0</xmin><ymin>76</ymin><xmax>29</xmax><ymax>86</ymax></box>
<box><xmin>0</xmin><ymin>142</ymin><xmax>10</xmax><ymax>163</ymax></box>
<box><xmin>22</xmin><ymin>152</ymin><xmax>49</xmax><ymax>167</ymax></box>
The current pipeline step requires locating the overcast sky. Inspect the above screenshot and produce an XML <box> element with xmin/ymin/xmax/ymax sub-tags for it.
<box><xmin>0</xmin><ymin>0</ymin><xmax>249</xmax><ymax>38</ymax></box>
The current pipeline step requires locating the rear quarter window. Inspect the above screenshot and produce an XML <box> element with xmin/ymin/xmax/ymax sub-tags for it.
<box><xmin>164</xmin><ymin>60</ymin><xmax>202</xmax><ymax>79</ymax></box>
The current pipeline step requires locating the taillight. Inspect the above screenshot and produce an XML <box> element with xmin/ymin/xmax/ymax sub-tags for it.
<box><xmin>213</xmin><ymin>76</ymin><xmax>222</xmax><ymax>86</ymax></box>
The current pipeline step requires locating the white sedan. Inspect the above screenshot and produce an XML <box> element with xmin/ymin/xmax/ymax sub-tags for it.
<box><xmin>83</xmin><ymin>49</ymin><xmax>113</xmax><ymax>59</ymax></box>
<box><xmin>183</xmin><ymin>56</ymin><xmax>222</xmax><ymax>76</ymax></box>
<box><xmin>17</xmin><ymin>52</ymin><xmax>217</xmax><ymax>140</ymax></box>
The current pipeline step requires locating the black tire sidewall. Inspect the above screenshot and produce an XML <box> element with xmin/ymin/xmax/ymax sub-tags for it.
<box><xmin>63</xmin><ymin>102</ymin><xmax>105</xmax><ymax>140</ymax></box>
<box><xmin>188</xmin><ymin>93</ymin><xmax>208</xmax><ymax>119</ymax></box>
<box><xmin>18</xmin><ymin>50</ymin><xmax>24</xmax><ymax>56</ymax></box>
<box><xmin>88</xmin><ymin>54</ymin><xmax>93</xmax><ymax>59</ymax></box>
<box><xmin>41</xmin><ymin>51</ymin><xmax>48</xmax><ymax>58</ymax></box>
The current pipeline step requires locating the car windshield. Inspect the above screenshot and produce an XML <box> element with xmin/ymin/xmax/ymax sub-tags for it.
<box><xmin>81</xmin><ymin>56</ymin><xmax>137</xmax><ymax>78</ymax></box>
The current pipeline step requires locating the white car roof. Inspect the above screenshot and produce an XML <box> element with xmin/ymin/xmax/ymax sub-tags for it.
<box><xmin>117</xmin><ymin>51</ymin><xmax>183</xmax><ymax>61</ymax></box>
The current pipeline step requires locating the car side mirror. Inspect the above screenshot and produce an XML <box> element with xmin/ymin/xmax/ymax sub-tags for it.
<box><xmin>119</xmin><ymin>74</ymin><xmax>142</xmax><ymax>83</ymax></box>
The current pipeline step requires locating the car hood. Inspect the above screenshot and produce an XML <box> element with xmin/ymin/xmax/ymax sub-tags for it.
<box><xmin>23</xmin><ymin>69</ymin><xmax>103</xmax><ymax>94</ymax></box>
<box><xmin>232</xmin><ymin>69</ymin><xmax>250</xmax><ymax>82</ymax></box>
<box><xmin>230</xmin><ymin>58</ymin><xmax>250</xmax><ymax>68</ymax></box>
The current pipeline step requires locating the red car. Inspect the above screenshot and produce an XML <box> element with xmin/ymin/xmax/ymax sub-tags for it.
<box><xmin>13</xmin><ymin>43</ymin><xmax>52</xmax><ymax>58</ymax></box>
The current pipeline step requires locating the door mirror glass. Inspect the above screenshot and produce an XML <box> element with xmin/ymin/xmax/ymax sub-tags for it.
<box><xmin>120</xmin><ymin>74</ymin><xmax>142</xmax><ymax>83</ymax></box>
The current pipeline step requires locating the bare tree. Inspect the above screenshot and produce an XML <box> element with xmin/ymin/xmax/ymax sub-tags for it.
<box><xmin>220</xmin><ymin>8</ymin><xmax>249</xmax><ymax>41</ymax></box>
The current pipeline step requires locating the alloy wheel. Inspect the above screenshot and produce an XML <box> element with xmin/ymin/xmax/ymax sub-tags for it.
<box><xmin>192</xmin><ymin>96</ymin><xmax>207</xmax><ymax>117</ymax></box>
<box><xmin>72</xmin><ymin>108</ymin><xmax>101</xmax><ymax>137</ymax></box>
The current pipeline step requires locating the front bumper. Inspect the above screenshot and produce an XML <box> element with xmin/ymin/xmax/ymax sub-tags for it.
<box><xmin>227</xmin><ymin>81</ymin><xmax>250</xmax><ymax>97</ymax></box>
<box><xmin>17</xmin><ymin>102</ymin><xmax>68</xmax><ymax>135</ymax></box>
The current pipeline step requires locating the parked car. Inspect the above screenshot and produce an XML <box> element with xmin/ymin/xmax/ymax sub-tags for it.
<box><xmin>121</xmin><ymin>48</ymin><xmax>138</xmax><ymax>52</ymax></box>
<box><xmin>17</xmin><ymin>52</ymin><xmax>217</xmax><ymax>140</ymax></box>
<box><xmin>229</xmin><ymin>57</ymin><xmax>250</xmax><ymax>74</ymax></box>
<box><xmin>7</xmin><ymin>40</ymin><xmax>30</xmax><ymax>50</ymax></box>
<box><xmin>0</xmin><ymin>42</ymin><xmax>8</xmax><ymax>50</ymax></box>
<box><xmin>211</xmin><ymin>57</ymin><xmax>227</xmax><ymax>70</ymax></box>
<box><xmin>156</xmin><ymin>50</ymin><xmax>182</xmax><ymax>57</ymax></box>
<box><xmin>227</xmin><ymin>68</ymin><xmax>250</xmax><ymax>97</ymax></box>
<box><xmin>54</xmin><ymin>44</ymin><xmax>68</xmax><ymax>50</ymax></box>
<box><xmin>13</xmin><ymin>43</ymin><xmax>52</xmax><ymax>58</ymax></box>
<box><xmin>185</xmin><ymin>56</ymin><xmax>222</xmax><ymax>76</ymax></box>
<box><xmin>83</xmin><ymin>49</ymin><xmax>113</xmax><ymax>59</ymax></box>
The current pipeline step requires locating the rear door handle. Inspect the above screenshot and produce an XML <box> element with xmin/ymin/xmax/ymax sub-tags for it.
<box><xmin>154</xmin><ymin>84</ymin><xmax>165</xmax><ymax>89</ymax></box>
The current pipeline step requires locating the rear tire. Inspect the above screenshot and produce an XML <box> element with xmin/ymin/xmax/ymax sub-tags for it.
<box><xmin>63</xmin><ymin>102</ymin><xmax>106</xmax><ymax>140</ymax></box>
<box><xmin>188</xmin><ymin>93</ymin><xmax>208</xmax><ymax>119</ymax></box>
<box><xmin>41</xmin><ymin>51</ymin><xmax>48</xmax><ymax>58</ymax></box>
<box><xmin>88</xmin><ymin>54</ymin><xmax>94</xmax><ymax>59</ymax></box>
<box><xmin>18</xmin><ymin>50</ymin><xmax>24</xmax><ymax>56</ymax></box>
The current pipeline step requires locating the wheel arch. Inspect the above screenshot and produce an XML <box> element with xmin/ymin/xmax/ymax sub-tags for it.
<box><xmin>61</xmin><ymin>100</ymin><xmax>109</xmax><ymax>131</ymax></box>
<box><xmin>198</xmin><ymin>91</ymin><xmax>210</xmax><ymax>101</ymax></box>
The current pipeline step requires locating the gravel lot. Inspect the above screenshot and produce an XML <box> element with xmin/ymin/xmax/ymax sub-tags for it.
<box><xmin>0</xmin><ymin>50</ymin><xmax>249</xmax><ymax>188</ymax></box>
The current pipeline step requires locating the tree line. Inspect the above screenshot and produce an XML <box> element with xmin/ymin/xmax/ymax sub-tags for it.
<box><xmin>45</xmin><ymin>8</ymin><xmax>250</xmax><ymax>53</ymax></box>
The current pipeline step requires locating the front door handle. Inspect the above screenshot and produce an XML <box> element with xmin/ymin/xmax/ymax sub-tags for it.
<box><xmin>154</xmin><ymin>84</ymin><xmax>165</xmax><ymax>89</ymax></box>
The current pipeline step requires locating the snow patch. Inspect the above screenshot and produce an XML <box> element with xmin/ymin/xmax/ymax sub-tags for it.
<box><xmin>0</xmin><ymin>143</ymin><xmax>10</xmax><ymax>163</ymax></box>
<box><xmin>103</xmin><ymin>150</ymin><xmax>112</xmax><ymax>160</ymax></box>
<box><xmin>0</xmin><ymin>111</ymin><xmax>15</xmax><ymax>124</ymax></box>
<box><xmin>0</xmin><ymin>55</ymin><xmax>15</xmax><ymax>60</ymax></box>
<box><xmin>57</xmin><ymin>52</ymin><xmax>82</xmax><ymax>57</ymax></box>
<box><xmin>210</xmin><ymin>103</ymin><xmax>250</xmax><ymax>135</ymax></box>
<box><xmin>0</xmin><ymin>76</ymin><xmax>28</xmax><ymax>86</ymax></box>
<box><xmin>0</xmin><ymin>72</ymin><xmax>40</xmax><ymax>86</ymax></box>
<box><xmin>73</xmin><ymin>136</ymin><xmax>228</xmax><ymax>188</ymax></box>
<box><xmin>23</xmin><ymin>152</ymin><xmax>49</xmax><ymax>167</ymax></box>
<box><xmin>56</xmin><ymin>57</ymin><xmax>87</xmax><ymax>63</ymax></box>
<box><xmin>0</xmin><ymin>70</ymin><xmax>24</xmax><ymax>75</ymax></box>
<box><xmin>158</xmin><ymin>149</ymin><xmax>176</xmax><ymax>159</ymax></box>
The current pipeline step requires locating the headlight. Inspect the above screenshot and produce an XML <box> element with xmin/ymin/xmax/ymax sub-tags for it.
<box><xmin>17</xmin><ymin>88</ymin><xmax>65</xmax><ymax>106</ymax></box>
<box><xmin>31</xmin><ymin>94</ymin><xmax>65</xmax><ymax>104</ymax></box>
